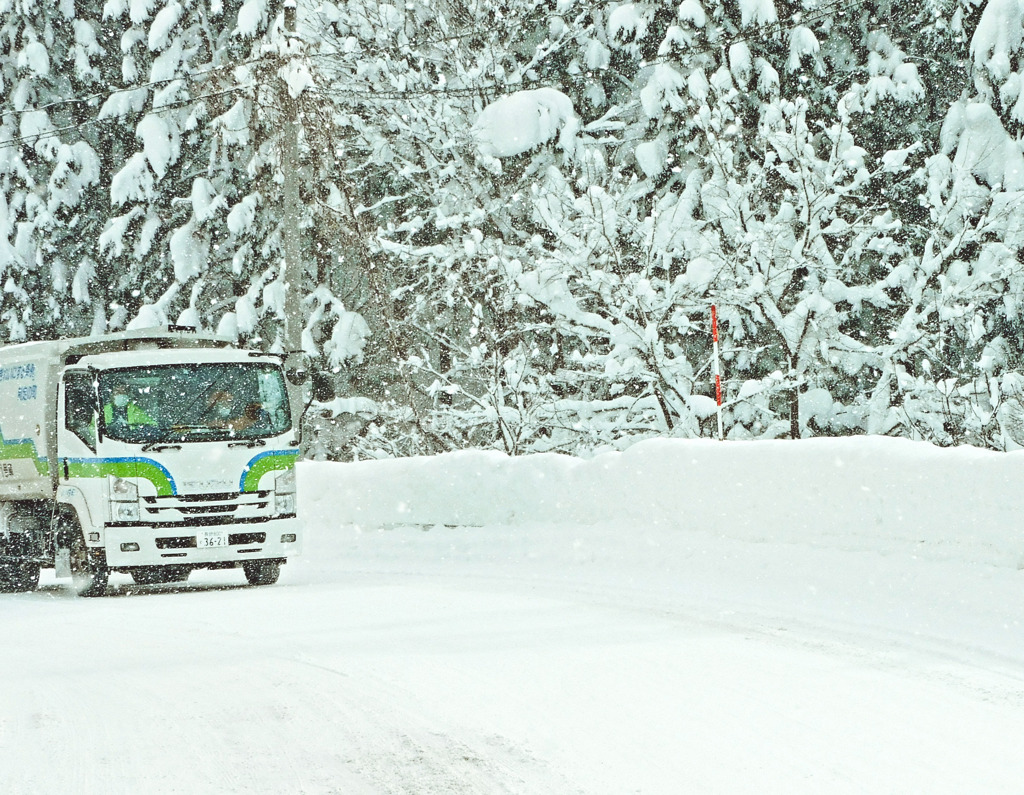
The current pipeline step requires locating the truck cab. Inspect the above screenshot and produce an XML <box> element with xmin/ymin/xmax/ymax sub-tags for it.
<box><xmin>0</xmin><ymin>328</ymin><xmax>301</xmax><ymax>596</ymax></box>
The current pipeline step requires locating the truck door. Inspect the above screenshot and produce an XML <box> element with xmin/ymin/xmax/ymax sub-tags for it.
<box><xmin>59</xmin><ymin>370</ymin><xmax>99</xmax><ymax>463</ymax></box>
<box><xmin>53</xmin><ymin>369</ymin><xmax>105</xmax><ymax>553</ymax></box>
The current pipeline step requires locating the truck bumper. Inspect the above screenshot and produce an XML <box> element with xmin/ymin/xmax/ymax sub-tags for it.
<box><xmin>100</xmin><ymin>517</ymin><xmax>301</xmax><ymax>569</ymax></box>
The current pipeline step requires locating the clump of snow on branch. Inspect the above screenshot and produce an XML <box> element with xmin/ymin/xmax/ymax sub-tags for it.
<box><xmin>971</xmin><ymin>0</ymin><xmax>1024</xmax><ymax>96</ymax></box>
<box><xmin>608</xmin><ymin>3</ymin><xmax>653</xmax><ymax>44</ymax></box>
<box><xmin>635</xmin><ymin>138</ymin><xmax>668</xmax><ymax>177</ymax></box>
<box><xmin>99</xmin><ymin>208</ymin><xmax>142</xmax><ymax>257</ymax></box>
<box><xmin>110</xmin><ymin>153</ymin><xmax>154</xmax><ymax>205</ymax></box>
<box><xmin>148</xmin><ymin>2</ymin><xmax>182</xmax><ymax>50</ymax></box>
<box><xmin>677</xmin><ymin>0</ymin><xmax>706</xmax><ymax>27</ymax></box>
<box><xmin>129</xmin><ymin>0</ymin><xmax>156</xmax><ymax>25</ymax></box>
<box><xmin>72</xmin><ymin>19</ymin><xmax>102</xmax><ymax>81</ymax></box>
<box><xmin>729</xmin><ymin>42</ymin><xmax>752</xmax><ymax>86</ymax></box>
<box><xmin>787</xmin><ymin>26</ymin><xmax>820</xmax><ymax>73</ymax></box>
<box><xmin>17</xmin><ymin>40</ymin><xmax>49</xmax><ymax>76</ymax></box>
<box><xmin>190</xmin><ymin>178</ymin><xmax>225</xmax><ymax>224</ymax></box>
<box><xmin>640</xmin><ymin>64</ymin><xmax>686</xmax><ymax>118</ymax></box>
<box><xmin>128</xmin><ymin>282</ymin><xmax>183</xmax><ymax>330</ymax></box>
<box><xmin>584</xmin><ymin>38</ymin><xmax>611</xmax><ymax>70</ymax></box>
<box><xmin>474</xmin><ymin>88</ymin><xmax>578</xmax><ymax>158</ymax></box>
<box><xmin>136</xmin><ymin>114</ymin><xmax>177</xmax><ymax>179</ymax></box>
<box><xmin>227</xmin><ymin>193</ymin><xmax>261</xmax><ymax>235</ymax></box>
<box><xmin>945</xmin><ymin>102</ymin><xmax>1024</xmax><ymax>190</ymax></box>
<box><xmin>98</xmin><ymin>87</ymin><xmax>149</xmax><ymax>119</ymax></box>
<box><xmin>127</xmin><ymin>304</ymin><xmax>165</xmax><ymax>329</ymax></box>
<box><xmin>738</xmin><ymin>0</ymin><xmax>777</xmax><ymax>27</ymax></box>
<box><xmin>48</xmin><ymin>143</ymin><xmax>101</xmax><ymax>212</ymax></box>
<box><xmin>328</xmin><ymin>311</ymin><xmax>371</xmax><ymax>366</ymax></box>
<box><xmin>169</xmin><ymin>221</ymin><xmax>208</xmax><ymax>282</ymax></box>
<box><xmin>235</xmin><ymin>0</ymin><xmax>268</xmax><ymax>37</ymax></box>
<box><xmin>211</xmin><ymin>100</ymin><xmax>250</xmax><ymax>147</ymax></box>
<box><xmin>19</xmin><ymin>110</ymin><xmax>59</xmax><ymax>157</ymax></box>
<box><xmin>301</xmin><ymin>287</ymin><xmax>371</xmax><ymax>366</ymax></box>
<box><xmin>279</xmin><ymin>59</ymin><xmax>315</xmax><ymax>98</ymax></box>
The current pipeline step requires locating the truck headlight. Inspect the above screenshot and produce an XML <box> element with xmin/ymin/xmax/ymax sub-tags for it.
<box><xmin>108</xmin><ymin>476</ymin><xmax>140</xmax><ymax>522</ymax></box>
<box><xmin>113</xmin><ymin>502</ymin><xmax>141</xmax><ymax>521</ymax></box>
<box><xmin>274</xmin><ymin>467</ymin><xmax>296</xmax><ymax>516</ymax></box>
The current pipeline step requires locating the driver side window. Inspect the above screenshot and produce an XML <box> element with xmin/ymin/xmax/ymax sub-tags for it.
<box><xmin>258</xmin><ymin>370</ymin><xmax>290</xmax><ymax>428</ymax></box>
<box><xmin>64</xmin><ymin>372</ymin><xmax>97</xmax><ymax>451</ymax></box>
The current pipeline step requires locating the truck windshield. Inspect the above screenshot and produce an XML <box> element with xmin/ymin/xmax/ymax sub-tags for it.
<box><xmin>97</xmin><ymin>362</ymin><xmax>291</xmax><ymax>444</ymax></box>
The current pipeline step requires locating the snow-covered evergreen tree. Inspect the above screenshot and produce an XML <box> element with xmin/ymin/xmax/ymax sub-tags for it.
<box><xmin>1</xmin><ymin>0</ymin><xmax>370</xmax><ymax>377</ymax></box>
<box><xmin>325</xmin><ymin>0</ymin><xmax>957</xmax><ymax>453</ymax></box>
<box><xmin>882</xmin><ymin>0</ymin><xmax>1024</xmax><ymax>449</ymax></box>
<box><xmin>5</xmin><ymin>0</ymin><xmax>1024</xmax><ymax>456</ymax></box>
<box><xmin>0</xmin><ymin>0</ymin><xmax>109</xmax><ymax>339</ymax></box>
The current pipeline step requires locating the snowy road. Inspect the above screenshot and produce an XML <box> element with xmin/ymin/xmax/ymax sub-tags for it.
<box><xmin>3</xmin><ymin>516</ymin><xmax>1024</xmax><ymax>794</ymax></box>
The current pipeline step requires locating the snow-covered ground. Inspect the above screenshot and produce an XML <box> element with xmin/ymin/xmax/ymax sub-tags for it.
<box><xmin>3</xmin><ymin>437</ymin><xmax>1024</xmax><ymax>793</ymax></box>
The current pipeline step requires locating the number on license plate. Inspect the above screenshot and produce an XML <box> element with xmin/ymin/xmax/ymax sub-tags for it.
<box><xmin>196</xmin><ymin>530</ymin><xmax>229</xmax><ymax>548</ymax></box>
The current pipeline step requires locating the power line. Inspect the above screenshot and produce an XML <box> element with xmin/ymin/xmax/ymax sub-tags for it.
<box><xmin>310</xmin><ymin>0</ymin><xmax>877</xmax><ymax>99</ymax></box>
<box><xmin>0</xmin><ymin>83</ymin><xmax>254</xmax><ymax>153</ymax></box>
<box><xmin>635</xmin><ymin>0</ymin><xmax>876</xmax><ymax>71</ymax></box>
<box><xmin>0</xmin><ymin>54</ymin><xmax>268</xmax><ymax>122</ymax></box>
<box><xmin>0</xmin><ymin>0</ymin><xmax>877</xmax><ymax>152</ymax></box>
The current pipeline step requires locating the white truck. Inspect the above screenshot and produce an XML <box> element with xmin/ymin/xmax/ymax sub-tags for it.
<box><xmin>0</xmin><ymin>327</ymin><xmax>301</xmax><ymax>596</ymax></box>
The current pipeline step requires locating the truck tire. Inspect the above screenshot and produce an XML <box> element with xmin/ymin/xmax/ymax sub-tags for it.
<box><xmin>131</xmin><ymin>565</ymin><xmax>190</xmax><ymax>585</ymax></box>
<box><xmin>0</xmin><ymin>558</ymin><xmax>41</xmax><ymax>593</ymax></box>
<box><xmin>243</xmin><ymin>560</ymin><xmax>281</xmax><ymax>586</ymax></box>
<box><xmin>67</xmin><ymin>520</ymin><xmax>109</xmax><ymax>598</ymax></box>
<box><xmin>0</xmin><ymin>534</ymin><xmax>41</xmax><ymax>593</ymax></box>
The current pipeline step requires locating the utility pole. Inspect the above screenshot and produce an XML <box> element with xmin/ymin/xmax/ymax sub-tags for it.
<box><xmin>281</xmin><ymin>0</ymin><xmax>307</xmax><ymax>386</ymax></box>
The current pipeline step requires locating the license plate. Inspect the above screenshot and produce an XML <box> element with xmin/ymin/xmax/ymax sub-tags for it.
<box><xmin>196</xmin><ymin>530</ymin><xmax>229</xmax><ymax>548</ymax></box>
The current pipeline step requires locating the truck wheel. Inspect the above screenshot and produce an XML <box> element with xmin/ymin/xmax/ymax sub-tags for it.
<box><xmin>69</xmin><ymin>526</ymin><xmax>109</xmax><ymax>598</ymax></box>
<box><xmin>131</xmin><ymin>566</ymin><xmax>190</xmax><ymax>585</ymax></box>
<box><xmin>243</xmin><ymin>560</ymin><xmax>281</xmax><ymax>586</ymax></box>
<box><xmin>0</xmin><ymin>534</ymin><xmax>41</xmax><ymax>593</ymax></box>
<box><xmin>0</xmin><ymin>558</ymin><xmax>41</xmax><ymax>593</ymax></box>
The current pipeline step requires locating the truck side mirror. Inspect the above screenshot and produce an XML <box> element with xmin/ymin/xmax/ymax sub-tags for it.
<box><xmin>311</xmin><ymin>371</ymin><xmax>335</xmax><ymax>402</ymax></box>
<box><xmin>284</xmin><ymin>352</ymin><xmax>308</xmax><ymax>385</ymax></box>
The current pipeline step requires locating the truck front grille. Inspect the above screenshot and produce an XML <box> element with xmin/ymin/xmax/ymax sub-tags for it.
<box><xmin>142</xmin><ymin>490</ymin><xmax>272</xmax><ymax>525</ymax></box>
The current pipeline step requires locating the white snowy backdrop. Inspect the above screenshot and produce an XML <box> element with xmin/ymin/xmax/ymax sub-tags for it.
<box><xmin>5</xmin><ymin>0</ymin><xmax>1024</xmax><ymax>457</ymax></box>
<box><xmin>4</xmin><ymin>436</ymin><xmax>1024</xmax><ymax>792</ymax></box>
<box><xmin>305</xmin><ymin>435</ymin><xmax>1024</xmax><ymax>571</ymax></box>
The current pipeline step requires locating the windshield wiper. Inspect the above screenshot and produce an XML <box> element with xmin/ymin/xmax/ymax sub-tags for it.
<box><xmin>141</xmin><ymin>441</ymin><xmax>183</xmax><ymax>452</ymax></box>
<box><xmin>228</xmin><ymin>438</ymin><xmax>267</xmax><ymax>449</ymax></box>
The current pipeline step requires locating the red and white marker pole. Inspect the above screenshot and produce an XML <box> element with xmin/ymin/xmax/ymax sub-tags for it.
<box><xmin>711</xmin><ymin>305</ymin><xmax>723</xmax><ymax>440</ymax></box>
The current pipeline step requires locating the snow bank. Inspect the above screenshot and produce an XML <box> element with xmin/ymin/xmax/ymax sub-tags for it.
<box><xmin>301</xmin><ymin>436</ymin><xmax>1024</xmax><ymax>568</ymax></box>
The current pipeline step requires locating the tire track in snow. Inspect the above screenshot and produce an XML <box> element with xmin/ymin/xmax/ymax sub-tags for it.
<box><xmin>284</xmin><ymin>653</ymin><xmax>582</xmax><ymax>794</ymax></box>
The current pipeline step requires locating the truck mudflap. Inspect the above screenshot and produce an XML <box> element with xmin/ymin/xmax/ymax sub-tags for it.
<box><xmin>101</xmin><ymin>517</ymin><xmax>301</xmax><ymax>569</ymax></box>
